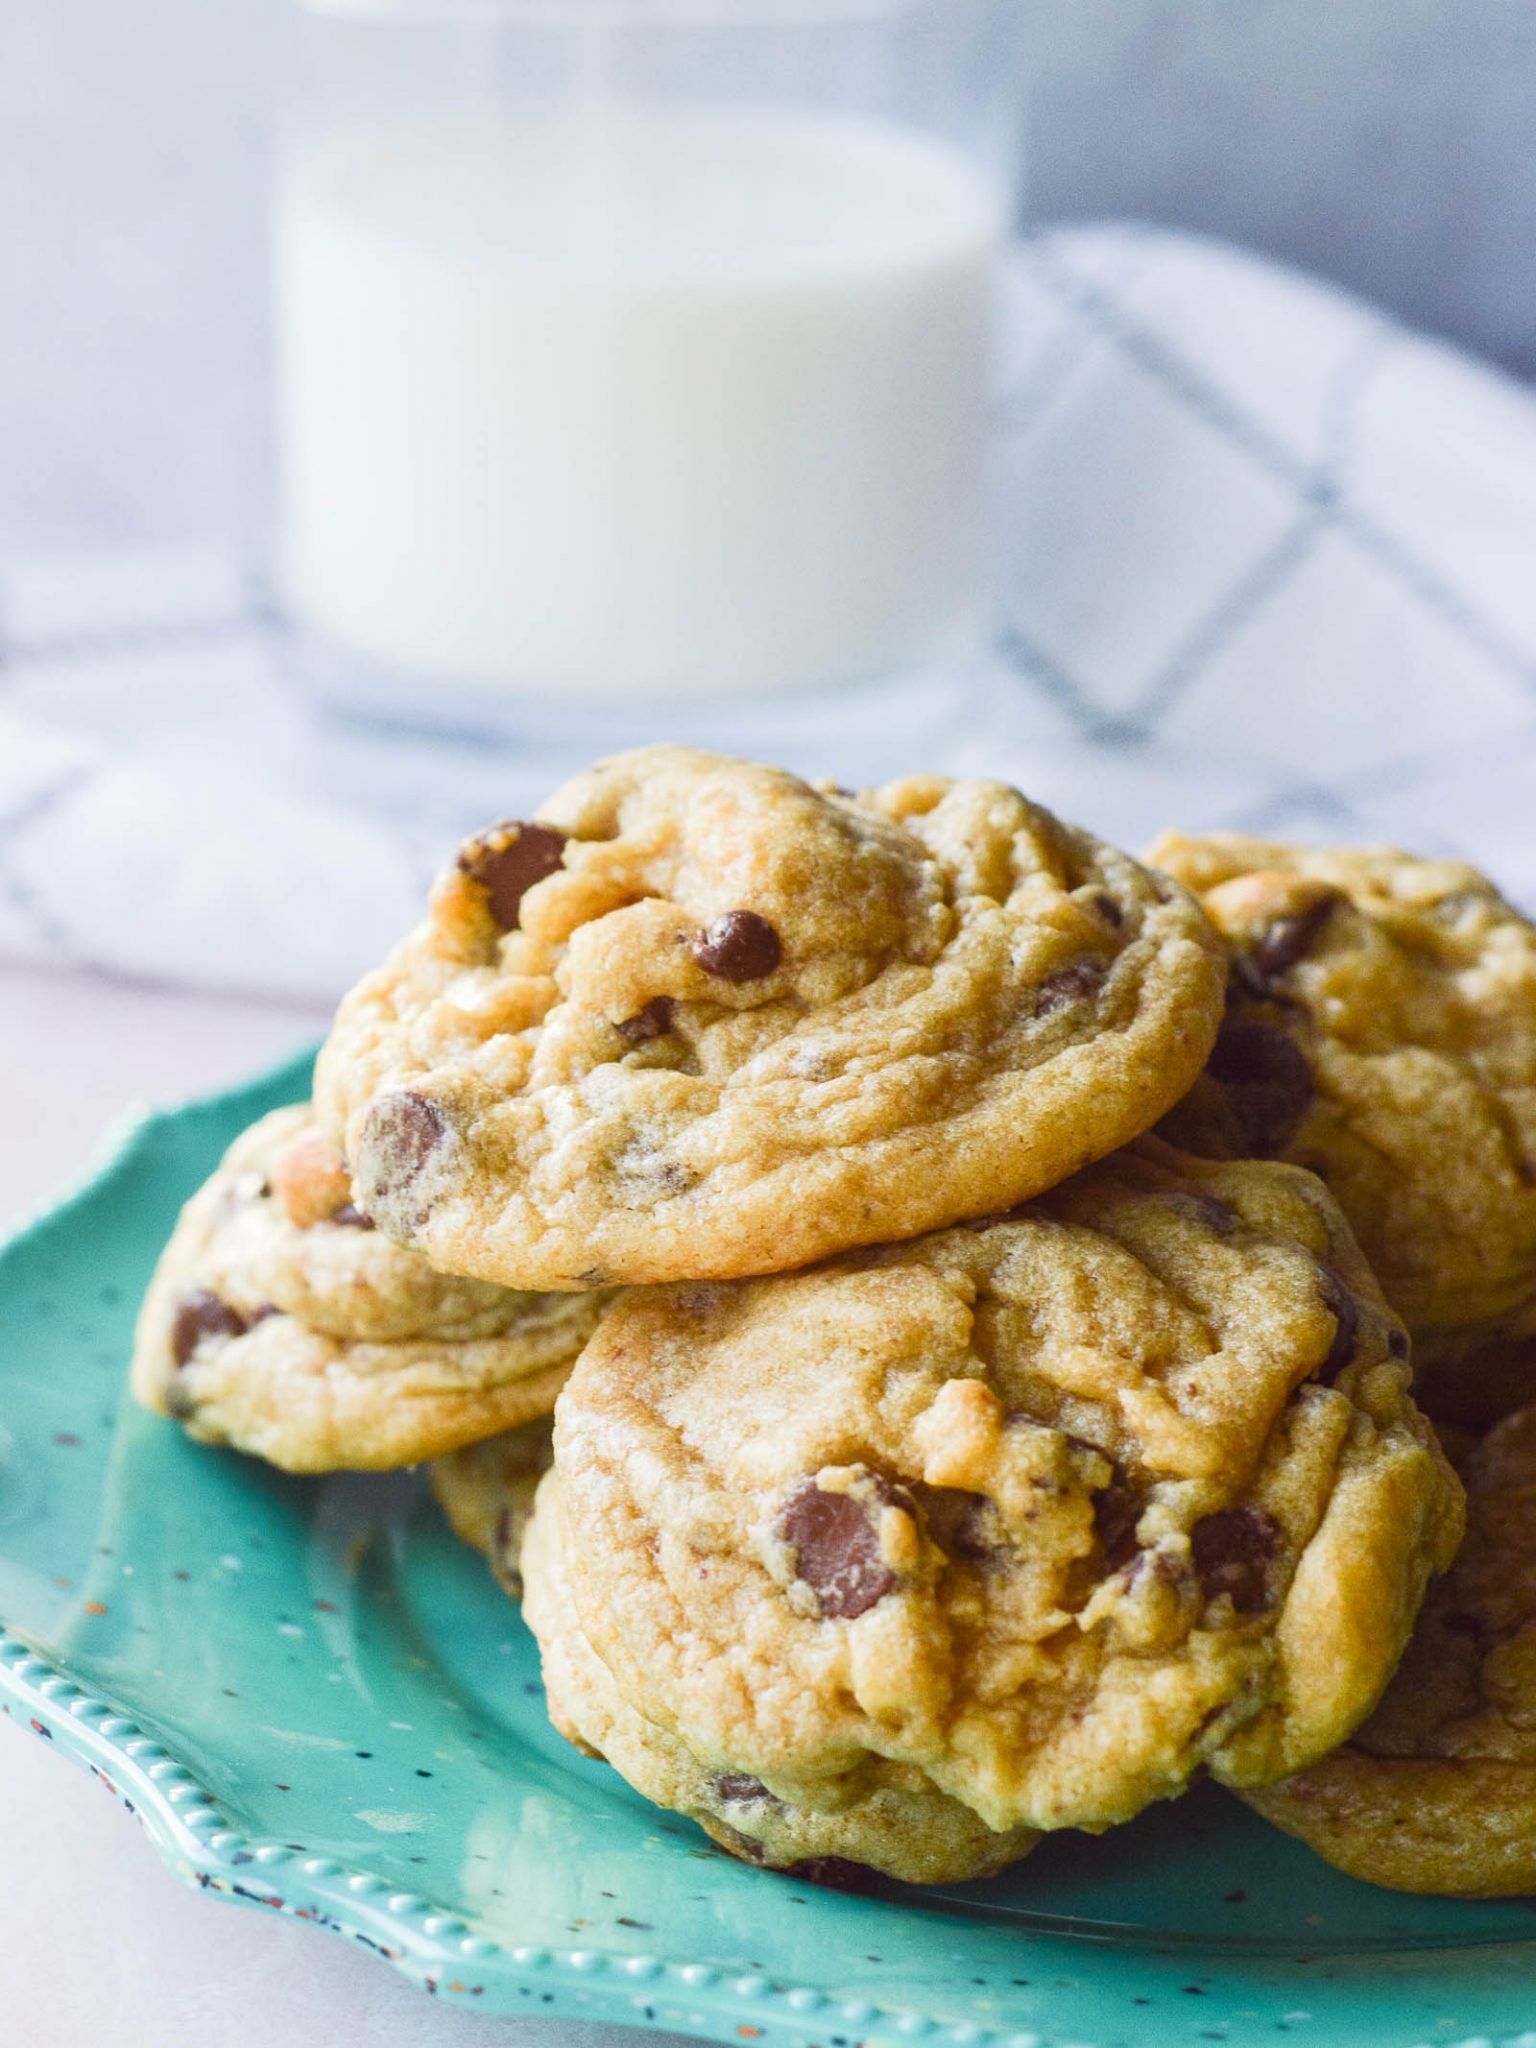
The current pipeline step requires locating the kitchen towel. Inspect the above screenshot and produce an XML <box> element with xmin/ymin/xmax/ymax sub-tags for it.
<box><xmin>3</xmin><ymin>222</ymin><xmax>1535</xmax><ymax>1005</ymax></box>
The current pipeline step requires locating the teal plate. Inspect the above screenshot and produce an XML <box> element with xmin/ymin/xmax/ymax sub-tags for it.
<box><xmin>4</xmin><ymin>1053</ymin><xmax>1536</xmax><ymax>2048</ymax></box>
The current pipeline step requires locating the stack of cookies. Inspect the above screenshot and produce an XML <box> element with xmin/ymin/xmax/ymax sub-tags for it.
<box><xmin>134</xmin><ymin>745</ymin><xmax>1536</xmax><ymax>1899</ymax></box>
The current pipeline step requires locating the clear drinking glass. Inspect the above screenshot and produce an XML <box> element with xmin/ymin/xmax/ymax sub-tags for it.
<box><xmin>275</xmin><ymin>0</ymin><xmax>1030</xmax><ymax>734</ymax></box>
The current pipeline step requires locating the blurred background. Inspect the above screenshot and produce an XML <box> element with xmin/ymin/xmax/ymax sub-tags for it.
<box><xmin>5</xmin><ymin>6</ymin><xmax>1536</xmax><ymax>2040</ymax></box>
<box><xmin>5</xmin><ymin>0</ymin><xmax>1536</xmax><ymax>555</ymax></box>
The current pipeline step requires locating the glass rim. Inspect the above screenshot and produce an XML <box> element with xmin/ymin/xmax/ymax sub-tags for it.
<box><xmin>297</xmin><ymin>0</ymin><xmax>991</xmax><ymax>26</ymax></box>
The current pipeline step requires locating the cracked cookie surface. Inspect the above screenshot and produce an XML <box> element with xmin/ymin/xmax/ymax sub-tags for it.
<box><xmin>315</xmin><ymin>746</ymin><xmax>1225</xmax><ymax>1290</ymax></box>
<box><xmin>1244</xmin><ymin>1400</ymin><xmax>1536</xmax><ymax>1895</ymax></box>
<box><xmin>131</xmin><ymin>1106</ymin><xmax>604</xmax><ymax>1472</ymax></box>
<box><xmin>538</xmin><ymin>1140</ymin><xmax>1461</xmax><ymax>1845</ymax></box>
<box><xmin>1150</xmin><ymin>834</ymin><xmax>1536</xmax><ymax>1393</ymax></box>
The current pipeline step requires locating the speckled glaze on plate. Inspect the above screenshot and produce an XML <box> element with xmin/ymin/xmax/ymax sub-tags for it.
<box><xmin>4</xmin><ymin>1055</ymin><xmax>1536</xmax><ymax>2048</ymax></box>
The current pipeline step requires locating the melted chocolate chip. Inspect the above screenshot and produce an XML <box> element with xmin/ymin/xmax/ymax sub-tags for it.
<box><xmin>362</xmin><ymin>1092</ymin><xmax>447</xmax><ymax>1203</ymax></box>
<box><xmin>1206</xmin><ymin>1022</ymin><xmax>1314</xmax><ymax>1154</ymax></box>
<box><xmin>712</xmin><ymin>1773</ymin><xmax>779</xmax><ymax>1808</ymax></box>
<box><xmin>171</xmin><ymin>1289</ymin><xmax>247</xmax><ymax>1366</ymax></box>
<box><xmin>1163</xmin><ymin>1190</ymin><xmax>1239</xmax><ymax>1236</ymax></box>
<box><xmin>1314</xmin><ymin>1263</ymin><xmax>1361</xmax><ymax>1381</ymax></box>
<box><xmin>692</xmin><ymin>910</ymin><xmax>782</xmax><ymax>983</ymax></box>
<box><xmin>1093</xmin><ymin>1481</ymin><xmax>1142</xmax><ymax>1572</ymax></box>
<box><xmin>1191</xmin><ymin>1506</ymin><xmax>1282</xmax><ymax>1613</ymax></box>
<box><xmin>616</xmin><ymin>996</ymin><xmax>676</xmax><ymax>1044</ymax></box>
<box><xmin>1035</xmin><ymin>960</ymin><xmax>1106</xmax><ymax>1016</ymax></box>
<box><xmin>1241</xmin><ymin>893</ymin><xmax>1339</xmax><ymax>994</ymax></box>
<box><xmin>1094</xmin><ymin>893</ymin><xmax>1124</xmax><ymax>928</ymax></box>
<box><xmin>782</xmin><ymin>1481</ymin><xmax>897</xmax><ymax>1619</ymax></box>
<box><xmin>919</xmin><ymin>1486</ymin><xmax>994</xmax><ymax>1562</ymax></box>
<box><xmin>783</xmin><ymin>1857</ymin><xmax>886</xmax><ymax>1895</ymax></box>
<box><xmin>331</xmin><ymin>1202</ymin><xmax>375</xmax><ymax>1230</ymax></box>
<box><xmin>459</xmin><ymin>821</ymin><xmax>568</xmax><ymax>928</ymax></box>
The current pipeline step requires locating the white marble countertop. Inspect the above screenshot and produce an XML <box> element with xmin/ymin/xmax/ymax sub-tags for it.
<box><xmin>0</xmin><ymin>963</ymin><xmax>685</xmax><ymax>2048</ymax></box>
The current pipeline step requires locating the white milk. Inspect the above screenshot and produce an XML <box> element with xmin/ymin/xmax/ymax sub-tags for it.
<box><xmin>275</xmin><ymin>105</ymin><xmax>1001</xmax><ymax>702</ymax></box>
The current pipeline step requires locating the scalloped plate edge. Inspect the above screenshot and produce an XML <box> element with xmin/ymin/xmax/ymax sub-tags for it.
<box><xmin>8</xmin><ymin>1636</ymin><xmax>1532</xmax><ymax>2048</ymax></box>
<box><xmin>0</xmin><ymin>1069</ymin><xmax>1050</xmax><ymax>2047</ymax></box>
<box><xmin>7</xmin><ymin>1069</ymin><xmax>1535</xmax><ymax>2048</ymax></box>
<box><xmin>0</xmin><ymin>1624</ymin><xmax>1012</xmax><ymax>2043</ymax></box>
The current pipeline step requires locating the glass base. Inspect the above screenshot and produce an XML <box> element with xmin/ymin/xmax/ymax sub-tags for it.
<box><xmin>289</xmin><ymin>623</ymin><xmax>1000</xmax><ymax>789</ymax></box>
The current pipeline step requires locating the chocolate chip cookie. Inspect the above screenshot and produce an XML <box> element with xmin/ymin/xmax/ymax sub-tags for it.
<box><xmin>1151</xmin><ymin>834</ymin><xmax>1536</xmax><ymax>1385</ymax></box>
<box><xmin>523</xmin><ymin>1468</ymin><xmax>1039</xmax><ymax>1885</ymax></box>
<box><xmin>1245</xmin><ymin>1400</ymin><xmax>1536</xmax><ymax>1895</ymax></box>
<box><xmin>132</xmin><ymin>1107</ymin><xmax>604</xmax><ymax>1473</ymax></box>
<box><xmin>531</xmin><ymin>1140</ymin><xmax>1461</xmax><ymax>1853</ymax></box>
<box><xmin>315</xmin><ymin>746</ymin><xmax>1226</xmax><ymax>1290</ymax></box>
<box><xmin>431</xmin><ymin>1418</ymin><xmax>554</xmax><ymax>1598</ymax></box>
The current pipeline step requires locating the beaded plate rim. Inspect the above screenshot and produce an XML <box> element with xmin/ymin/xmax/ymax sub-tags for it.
<box><xmin>0</xmin><ymin>1070</ymin><xmax>1056</xmax><ymax>2046</ymax></box>
<box><xmin>3</xmin><ymin>1061</ymin><xmax>1536</xmax><ymax>2048</ymax></box>
<box><xmin>0</xmin><ymin>1621</ymin><xmax>990</xmax><ymax>2041</ymax></box>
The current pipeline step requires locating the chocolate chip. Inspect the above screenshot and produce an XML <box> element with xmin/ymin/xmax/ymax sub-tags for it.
<box><xmin>1191</xmin><ymin>1506</ymin><xmax>1282</xmax><ymax>1613</ymax></box>
<box><xmin>458</xmin><ymin>821</ymin><xmax>568</xmax><ymax>928</ymax></box>
<box><xmin>1241</xmin><ymin>893</ymin><xmax>1339</xmax><ymax>994</ymax></box>
<box><xmin>1163</xmin><ymin>1190</ymin><xmax>1239</xmax><ymax>1236</ymax></box>
<box><xmin>692</xmin><ymin>910</ymin><xmax>782</xmax><ymax>983</ymax></box>
<box><xmin>362</xmin><ymin>1092</ymin><xmax>446</xmax><ymax>1203</ymax></box>
<box><xmin>1206</xmin><ymin>1022</ymin><xmax>1314</xmax><ymax>1154</ymax></box>
<box><xmin>171</xmin><ymin>1290</ymin><xmax>247</xmax><ymax>1366</ymax></box>
<box><xmin>331</xmin><ymin>1203</ymin><xmax>375</xmax><ymax>1230</ymax></box>
<box><xmin>1035</xmin><ymin>960</ymin><xmax>1105</xmax><ymax>1016</ymax></box>
<box><xmin>783</xmin><ymin>1857</ymin><xmax>885</xmax><ymax>1894</ymax></box>
<box><xmin>1093</xmin><ymin>1481</ymin><xmax>1142</xmax><ymax>1572</ymax></box>
<box><xmin>1094</xmin><ymin>893</ymin><xmax>1124</xmax><ymax>927</ymax></box>
<box><xmin>782</xmin><ymin>1482</ymin><xmax>897</xmax><ymax>1618</ymax></box>
<box><xmin>616</xmin><ymin>996</ymin><xmax>676</xmax><ymax>1044</ymax></box>
<box><xmin>712</xmin><ymin>1773</ymin><xmax>779</xmax><ymax>1808</ymax></box>
<box><xmin>1314</xmin><ymin>1264</ymin><xmax>1361</xmax><ymax>1381</ymax></box>
<box><xmin>919</xmin><ymin>1486</ymin><xmax>994</xmax><ymax>1562</ymax></box>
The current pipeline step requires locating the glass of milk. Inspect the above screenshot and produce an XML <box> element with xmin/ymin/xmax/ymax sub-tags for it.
<box><xmin>275</xmin><ymin>0</ymin><xmax>1029</xmax><ymax>730</ymax></box>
